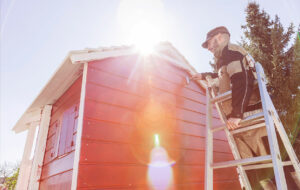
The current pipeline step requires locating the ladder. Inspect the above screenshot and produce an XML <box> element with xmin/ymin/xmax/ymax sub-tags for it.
<box><xmin>204</xmin><ymin>62</ymin><xmax>300</xmax><ymax>190</ymax></box>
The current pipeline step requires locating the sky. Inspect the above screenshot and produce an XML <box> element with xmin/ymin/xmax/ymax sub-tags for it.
<box><xmin>0</xmin><ymin>0</ymin><xmax>299</xmax><ymax>165</ymax></box>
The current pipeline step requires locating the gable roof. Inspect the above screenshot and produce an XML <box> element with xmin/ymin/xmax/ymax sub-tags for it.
<box><xmin>13</xmin><ymin>42</ymin><xmax>204</xmax><ymax>133</ymax></box>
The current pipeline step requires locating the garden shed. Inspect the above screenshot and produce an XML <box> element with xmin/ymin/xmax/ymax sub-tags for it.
<box><xmin>13</xmin><ymin>42</ymin><xmax>241</xmax><ymax>190</ymax></box>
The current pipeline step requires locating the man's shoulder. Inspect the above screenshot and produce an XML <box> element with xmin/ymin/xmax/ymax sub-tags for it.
<box><xmin>227</xmin><ymin>43</ymin><xmax>248</xmax><ymax>56</ymax></box>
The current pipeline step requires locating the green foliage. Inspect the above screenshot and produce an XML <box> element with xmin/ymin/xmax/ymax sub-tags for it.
<box><xmin>240</xmin><ymin>2</ymin><xmax>300</xmax><ymax>137</ymax></box>
<box><xmin>290</xmin><ymin>30</ymin><xmax>300</xmax><ymax>144</ymax></box>
<box><xmin>4</xmin><ymin>168</ymin><xmax>19</xmax><ymax>190</ymax></box>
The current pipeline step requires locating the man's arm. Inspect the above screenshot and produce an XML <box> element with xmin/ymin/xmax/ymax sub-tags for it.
<box><xmin>201</xmin><ymin>72</ymin><xmax>218</xmax><ymax>79</ymax></box>
<box><xmin>192</xmin><ymin>72</ymin><xmax>218</xmax><ymax>80</ymax></box>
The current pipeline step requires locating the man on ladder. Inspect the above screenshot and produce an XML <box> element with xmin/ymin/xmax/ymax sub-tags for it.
<box><xmin>192</xmin><ymin>26</ymin><xmax>276</xmax><ymax>189</ymax></box>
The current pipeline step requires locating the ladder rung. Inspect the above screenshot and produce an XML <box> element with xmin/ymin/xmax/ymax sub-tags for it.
<box><xmin>231</xmin><ymin>122</ymin><xmax>265</xmax><ymax>134</ymax></box>
<box><xmin>210</xmin><ymin>90</ymin><xmax>231</xmax><ymax>104</ymax></box>
<box><xmin>243</xmin><ymin>161</ymin><xmax>293</xmax><ymax>170</ymax></box>
<box><xmin>211</xmin><ymin>112</ymin><xmax>264</xmax><ymax>132</ymax></box>
<box><xmin>212</xmin><ymin>155</ymin><xmax>272</xmax><ymax>169</ymax></box>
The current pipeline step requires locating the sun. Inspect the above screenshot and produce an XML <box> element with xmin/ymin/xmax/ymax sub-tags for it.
<box><xmin>130</xmin><ymin>21</ymin><xmax>162</xmax><ymax>55</ymax></box>
<box><xmin>117</xmin><ymin>0</ymin><xmax>166</xmax><ymax>55</ymax></box>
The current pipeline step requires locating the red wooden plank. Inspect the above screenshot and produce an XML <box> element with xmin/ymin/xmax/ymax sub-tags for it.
<box><xmin>44</xmin><ymin>123</ymin><xmax>60</xmax><ymax>164</ymax></box>
<box><xmin>84</xmin><ymin>99</ymin><xmax>222</xmax><ymax>129</ymax></box>
<box><xmin>80</xmin><ymin>141</ymin><xmax>140</xmax><ymax>164</ymax></box>
<box><xmin>77</xmin><ymin>164</ymin><xmax>238</xmax><ymax>188</ymax></box>
<box><xmin>45</xmin><ymin>133</ymin><xmax>57</xmax><ymax>152</ymax></box>
<box><xmin>81</xmin><ymin>120</ymin><xmax>132</xmax><ymax>142</ymax></box>
<box><xmin>39</xmin><ymin>170</ymin><xmax>72</xmax><ymax>190</ymax></box>
<box><xmin>41</xmin><ymin>151</ymin><xmax>74</xmax><ymax>179</ymax></box>
<box><xmin>175</xmin><ymin>108</ymin><xmax>205</xmax><ymax>124</ymax></box>
<box><xmin>172</xmin><ymin>165</ymin><xmax>239</xmax><ymax>183</ymax></box>
<box><xmin>176</xmin><ymin>120</ymin><xmax>226</xmax><ymax>141</ymax></box>
<box><xmin>89</xmin><ymin>55</ymin><xmax>142</xmax><ymax>80</ymax></box>
<box><xmin>80</xmin><ymin>140</ymin><xmax>234</xmax><ymax>165</ymax></box>
<box><xmin>87</xmin><ymin>67</ymin><xmax>205</xmax><ymax>104</ymax></box>
<box><xmin>81</xmin><ymin>123</ymin><xmax>230</xmax><ymax>154</ymax></box>
<box><xmin>86</xmin><ymin>83</ymin><xmax>219</xmax><ymax>119</ymax></box>
<box><xmin>43</xmin><ymin>149</ymin><xmax>53</xmax><ymax>165</ymax></box>
<box><xmin>89</xmin><ymin>56</ymin><xmax>205</xmax><ymax>94</ymax></box>
<box><xmin>81</xmin><ymin>118</ymin><xmax>228</xmax><ymax>149</ymax></box>
<box><xmin>214</xmin><ymin>181</ymin><xmax>242</xmax><ymax>190</ymax></box>
<box><xmin>85</xmin><ymin>83</ymin><xmax>143</xmax><ymax>109</ymax></box>
<box><xmin>148</xmin><ymin>59</ymin><xmax>204</xmax><ymax>93</ymax></box>
<box><xmin>47</xmin><ymin>121</ymin><xmax>59</xmax><ymax>138</ymax></box>
<box><xmin>150</xmin><ymin>88</ymin><xmax>219</xmax><ymax>117</ymax></box>
<box><xmin>82</xmin><ymin>116</ymin><xmax>226</xmax><ymax>141</ymax></box>
<box><xmin>147</xmin><ymin>74</ymin><xmax>205</xmax><ymax>102</ymax></box>
<box><xmin>84</xmin><ymin>100</ymin><xmax>136</xmax><ymax>125</ymax></box>
<box><xmin>77</xmin><ymin>164</ymin><xmax>148</xmax><ymax>188</ymax></box>
<box><xmin>72</xmin><ymin>132</ymin><xmax>77</xmax><ymax>151</ymax></box>
<box><xmin>87</xmin><ymin>67</ymin><xmax>148</xmax><ymax>97</ymax></box>
<box><xmin>150</xmin><ymin>57</ymin><xmax>205</xmax><ymax>93</ymax></box>
<box><xmin>76</xmin><ymin>180</ymin><xmax>241</xmax><ymax>190</ymax></box>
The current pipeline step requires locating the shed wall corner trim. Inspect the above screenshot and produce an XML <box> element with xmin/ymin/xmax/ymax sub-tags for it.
<box><xmin>28</xmin><ymin>105</ymin><xmax>52</xmax><ymax>190</ymax></box>
<box><xmin>71</xmin><ymin>62</ymin><xmax>88</xmax><ymax>190</ymax></box>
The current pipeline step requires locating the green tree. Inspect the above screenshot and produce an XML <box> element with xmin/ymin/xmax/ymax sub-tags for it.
<box><xmin>290</xmin><ymin>30</ymin><xmax>300</xmax><ymax>156</ymax></box>
<box><xmin>240</xmin><ymin>2</ymin><xmax>299</xmax><ymax>137</ymax></box>
<box><xmin>4</xmin><ymin>168</ymin><xmax>19</xmax><ymax>190</ymax></box>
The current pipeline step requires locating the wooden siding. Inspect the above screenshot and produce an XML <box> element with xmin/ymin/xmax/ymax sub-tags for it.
<box><xmin>77</xmin><ymin>55</ymin><xmax>240</xmax><ymax>190</ymax></box>
<box><xmin>39</xmin><ymin>76</ymin><xmax>82</xmax><ymax>190</ymax></box>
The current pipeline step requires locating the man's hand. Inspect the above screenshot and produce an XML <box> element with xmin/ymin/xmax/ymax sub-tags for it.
<box><xmin>191</xmin><ymin>73</ymin><xmax>203</xmax><ymax>80</ymax></box>
<box><xmin>226</xmin><ymin>117</ymin><xmax>242</xmax><ymax>130</ymax></box>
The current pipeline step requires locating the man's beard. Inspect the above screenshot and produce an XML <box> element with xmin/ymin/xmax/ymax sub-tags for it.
<box><xmin>213</xmin><ymin>39</ymin><xmax>228</xmax><ymax>58</ymax></box>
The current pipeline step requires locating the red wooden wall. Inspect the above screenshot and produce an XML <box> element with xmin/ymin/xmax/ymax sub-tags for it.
<box><xmin>39</xmin><ymin>76</ymin><xmax>82</xmax><ymax>190</ymax></box>
<box><xmin>77</xmin><ymin>55</ymin><xmax>241</xmax><ymax>190</ymax></box>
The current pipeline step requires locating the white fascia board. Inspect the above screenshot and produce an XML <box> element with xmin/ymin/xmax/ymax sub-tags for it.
<box><xmin>70</xmin><ymin>48</ymin><xmax>137</xmax><ymax>64</ymax></box>
<box><xmin>13</xmin><ymin>56</ymin><xmax>83</xmax><ymax>133</ymax></box>
<box><xmin>13</xmin><ymin>109</ymin><xmax>42</xmax><ymax>133</ymax></box>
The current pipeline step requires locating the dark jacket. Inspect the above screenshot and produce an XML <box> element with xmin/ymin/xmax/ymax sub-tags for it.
<box><xmin>202</xmin><ymin>43</ymin><xmax>256</xmax><ymax>118</ymax></box>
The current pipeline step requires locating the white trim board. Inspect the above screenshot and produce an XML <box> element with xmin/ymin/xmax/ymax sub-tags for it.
<box><xmin>16</xmin><ymin>124</ymin><xmax>37</xmax><ymax>190</ymax></box>
<box><xmin>28</xmin><ymin>105</ymin><xmax>52</xmax><ymax>190</ymax></box>
<box><xmin>71</xmin><ymin>62</ymin><xmax>88</xmax><ymax>190</ymax></box>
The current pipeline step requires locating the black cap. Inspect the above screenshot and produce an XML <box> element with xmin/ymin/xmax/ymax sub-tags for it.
<box><xmin>202</xmin><ymin>26</ymin><xmax>230</xmax><ymax>48</ymax></box>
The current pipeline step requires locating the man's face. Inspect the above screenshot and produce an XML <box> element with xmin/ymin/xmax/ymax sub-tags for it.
<box><xmin>207</xmin><ymin>35</ymin><xmax>220</xmax><ymax>55</ymax></box>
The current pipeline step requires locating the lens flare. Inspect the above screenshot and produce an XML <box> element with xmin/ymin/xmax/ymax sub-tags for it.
<box><xmin>154</xmin><ymin>134</ymin><xmax>160</xmax><ymax>147</ymax></box>
<box><xmin>148</xmin><ymin>146</ymin><xmax>174</xmax><ymax>190</ymax></box>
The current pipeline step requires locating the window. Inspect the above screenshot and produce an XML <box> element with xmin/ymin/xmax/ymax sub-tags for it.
<box><xmin>57</xmin><ymin>104</ymin><xmax>79</xmax><ymax>156</ymax></box>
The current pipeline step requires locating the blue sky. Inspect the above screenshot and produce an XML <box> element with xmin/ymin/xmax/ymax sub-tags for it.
<box><xmin>1</xmin><ymin>0</ymin><xmax>299</xmax><ymax>164</ymax></box>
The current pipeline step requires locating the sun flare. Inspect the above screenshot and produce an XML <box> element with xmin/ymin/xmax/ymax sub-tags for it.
<box><xmin>130</xmin><ymin>21</ymin><xmax>162</xmax><ymax>55</ymax></box>
<box><xmin>117</xmin><ymin>0</ymin><xmax>166</xmax><ymax>55</ymax></box>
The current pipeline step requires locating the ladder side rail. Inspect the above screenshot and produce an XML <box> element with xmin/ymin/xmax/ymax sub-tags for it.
<box><xmin>262</xmin><ymin>89</ymin><xmax>300</xmax><ymax>174</ymax></box>
<box><xmin>271</xmin><ymin>113</ymin><xmax>300</xmax><ymax>174</ymax></box>
<box><xmin>220</xmin><ymin>116</ymin><xmax>252</xmax><ymax>190</ymax></box>
<box><xmin>255</xmin><ymin>62</ymin><xmax>288</xmax><ymax>190</ymax></box>
<box><xmin>205</xmin><ymin>87</ymin><xmax>213</xmax><ymax>190</ymax></box>
<box><xmin>205</xmin><ymin>83</ymin><xmax>252</xmax><ymax>190</ymax></box>
<box><xmin>256</xmin><ymin>62</ymin><xmax>300</xmax><ymax>173</ymax></box>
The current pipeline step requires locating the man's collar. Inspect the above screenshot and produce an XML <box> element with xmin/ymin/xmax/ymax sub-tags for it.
<box><xmin>220</xmin><ymin>44</ymin><xmax>229</xmax><ymax>57</ymax></box>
